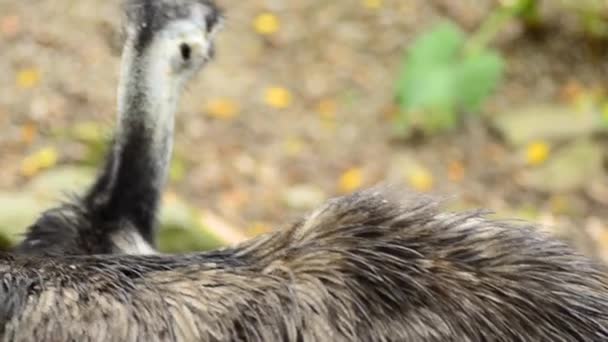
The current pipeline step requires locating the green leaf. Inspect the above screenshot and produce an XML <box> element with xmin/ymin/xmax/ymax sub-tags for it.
<box><xmin>399</xmin><ymin>66</ymin><xmax>456</xmax><ymax>112</ymax></box>
<box><xmin>396</xmin><ymin>22</ymin><xmax>464</xmax><ymax>108</ymax></box>
<box><xmin>455</xmin><ymin>51</ymin><xmax>504</xmax><ymax>111</ymax></box>
<box><xmin>402</xmin><ymin>22</ymin><xmax>464</xmax><ymax>68</ymax></box>
<box><xmin>394</xmin><ymin>21</ymin><xmax>505</xmax><ymax>136</ymax></box>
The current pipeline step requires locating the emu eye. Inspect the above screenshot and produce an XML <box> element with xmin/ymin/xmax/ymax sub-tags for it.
<box><xmin>180</xmin><ymin>43</ymin><xmax>191</xmax><ymax>61</ymax></box>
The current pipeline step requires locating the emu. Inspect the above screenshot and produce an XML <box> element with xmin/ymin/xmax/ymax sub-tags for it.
<box><xmin>14</xmin><ymin>0</ymin><xmax>222</xmax><ymax>256</ymax></box>
<box><xmin>3</xmin><ymin>0</ymin><xmax>608</xmax><ymax>341</ymax></box>
<box><xmin>3</xmin><ymin>187</ymin><xmax>608</xmax><ymax>341</ymax></box>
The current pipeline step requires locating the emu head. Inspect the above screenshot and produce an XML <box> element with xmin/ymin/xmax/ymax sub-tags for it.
<box><xmin>123</xmin><ymin>0</ymin><xmax>224</xmax><ymax>87</ymax></box>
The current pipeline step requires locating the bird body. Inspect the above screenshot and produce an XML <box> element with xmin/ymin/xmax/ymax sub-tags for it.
<box><xmin>3</xmin><ymin>187</ymin><xmax>608</xmax><ymax>341</ymax></box>
<box><xmin>3</xmin><ymin>0</ymin><xmax>608</xmax><ymax>341</ymax></box>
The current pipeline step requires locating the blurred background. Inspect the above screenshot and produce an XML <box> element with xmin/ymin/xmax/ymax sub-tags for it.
<box><xmin>0</xmin><ymin>0</ymin><xmax>607</xmax><ymax>260</ymax></box>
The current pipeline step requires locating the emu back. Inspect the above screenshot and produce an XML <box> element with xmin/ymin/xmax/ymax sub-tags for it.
<box><xmin>1</xmin><ymin>187</ymin><xmax>608</xmax><ymax>341</ymax></box>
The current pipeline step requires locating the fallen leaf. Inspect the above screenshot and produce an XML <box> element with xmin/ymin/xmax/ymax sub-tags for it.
<box><xmin>20</xmin><ymin>147</ymin><xmax>59</xmax><ymax>177</ymax></box>
<box><xmin>35</xmin><ymin>148</ymin><xmax>58</xmax><ymax>169</ymax></box>
<box><xmin>407</xmin><ymin>167</ymin><xmax>434</xmax><ymax>192</ymax></box>
<box><xmin>265</xmin><ymin>87</ymin><xmax>292</xmax><ymax>109</ymax></box>
<box><xmin>20</xmin><ymin>124</ymin><xmax>38</xmax><ymax>145</ymax></box>
<box><xmin>526</xmin><ymin>141</ymin><xmax>550</xmax><ymax>166</ymax></box>
<box><xmin>447</xmin><ymin>160</ymin><xmax>465</xmax><ymax>183</ymax></box>
<box><xmin>16</xmin><ymin>68</ymin><xmax>41</xmax><ymax>89</ymax></box>
<box><xmin>339</xmin><ymin>168</ymin><xmax>363</xmax><ymax>193</ymax></box>
<box><xmin>253</xmin><ymin>13</ymin><xmax>280</xmax><ymax>35</ymax></box>
<box><xmin>206</xmin><ymin>98</ymin><xmax>240</xmax><ymax>120</ymax></box>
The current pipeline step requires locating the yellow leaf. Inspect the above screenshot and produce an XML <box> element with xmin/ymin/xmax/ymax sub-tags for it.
<box><xmin>20</xmin><ymin>124</ymin><xmax>38</xmax><ymax>145</ymax></box>
<box><xmin>265</xmin><ymin>87</ymin><xmax>292</xmax><ymax>109</ymax></box>
<box><xmin>407</xmin><ymin>167</ymin><xmax>434</xmax><ymax>192</ymax></box>
<box><xmin>362</xmin><ymin>0</ymin><xmax>383</xmax><ymax>9</ymax></box>
<box><xmin>37</xmin><ymin>147</ymin><xmax>58</xmax><ymax>168</ymax></box>
<box><xmin>526</xmin><ymin>141</ymin><xmax>550</xmax><ymax>166</ymax></box>
<box><xmin>206</xmin><ymin>98</ymin><xmax>240</xmax><ymax>119</ymax></box>
<box><xmin>447</xmin><ymin>160</ymin><xmax>465</xmax><ymax>183</ymax></box>
<box><xmin>16</xmin><ymin>68</ymin><xmax>41</xmax><ymax>89</ymax></box>
<box><xmin>339</xmin><ymin>168</ymin><xmax>363</xmax><ymax>193</ymax></box>
<box><xmin>253</xmin><ymin>13</ymin><xmax>280</xmax><ymax>35</ymax></box>
<box><xmin>20</xmin><ymin>159</ymin><xmax>38</xmax><ymax>178</ymax></box>
<box><xmin>20</xmin><ymin>147</ymin><xmax>59</xmax><ymax>177</ymax></box>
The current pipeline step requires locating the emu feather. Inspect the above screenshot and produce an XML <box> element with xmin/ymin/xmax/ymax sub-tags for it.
<box><xmin>2</xmin><ymin>187</ymin><xmax>608</xmax><ymax>341</ymax></box>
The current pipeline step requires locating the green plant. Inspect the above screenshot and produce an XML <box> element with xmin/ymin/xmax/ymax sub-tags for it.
<box><xmin>394</xmin><ymin>23</ymin><xmax>504</xmax><ymax>136</ymax></box>
<box><xmin>393</xmin><ymin>0</ymin><xmax>539</xmax><ymax>137</ymax></box>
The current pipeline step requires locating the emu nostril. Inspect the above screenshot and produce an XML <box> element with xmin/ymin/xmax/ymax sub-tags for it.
<box><xmin>180</xmin><ymin>43</ymin><xmax>191</xmax><ymax>61</ymax></box>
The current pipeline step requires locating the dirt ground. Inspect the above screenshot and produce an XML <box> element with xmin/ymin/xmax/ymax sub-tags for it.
<box><xmin>1</xmin><ymin>0</ymin><xmax>608</xmax><ymax>258</ymax></box>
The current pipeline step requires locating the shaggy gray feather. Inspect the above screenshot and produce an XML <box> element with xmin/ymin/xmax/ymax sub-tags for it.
<box><xmin>2</xmin><ymin>186</ymin><xmax>608</xmax><ymax>341</ymax></box>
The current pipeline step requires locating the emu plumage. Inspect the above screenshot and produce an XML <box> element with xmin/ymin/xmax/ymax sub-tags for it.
<box><xmin>2</xmin><ymin>187</ymin><xmax>608</xmax><ymax>341</ymax></box>
<box><xmin>4</xmin><ymin>0</ymin><xmax>608</xmax><ymax>340</ymax></box>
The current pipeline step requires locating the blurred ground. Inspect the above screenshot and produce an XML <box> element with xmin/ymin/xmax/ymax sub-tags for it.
<box><xmin>1</xmin><ymin>0</ymin><xmax>608</xmax><ymax>258</ymax></box>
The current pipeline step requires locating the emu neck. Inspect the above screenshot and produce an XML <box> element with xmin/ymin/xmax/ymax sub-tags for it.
<box><xmin>86</xmin><ymin>43</ymin><xmax>179</xmax><ymax>243</ymax></box>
